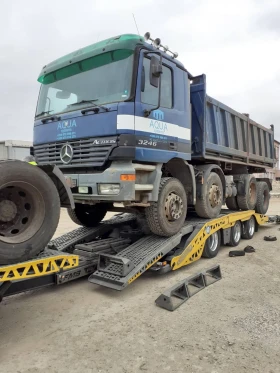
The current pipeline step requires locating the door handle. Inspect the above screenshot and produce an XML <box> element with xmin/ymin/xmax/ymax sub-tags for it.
<box><xmin>169</xmin><ymin>142</ymin><xmax>177</xmax><ymax>150</ymax></box>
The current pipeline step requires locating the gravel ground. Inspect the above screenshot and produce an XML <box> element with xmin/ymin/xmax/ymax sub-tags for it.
<box><xmin>1</xmin><ymin>201</ymin><xmax>280</xmax><ymax>373</ymax></box>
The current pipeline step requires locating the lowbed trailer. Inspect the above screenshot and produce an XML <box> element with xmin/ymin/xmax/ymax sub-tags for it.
<box><xmin>0</xmin><ymin>210</ymin><xmax>271</xmax><ymax>300</ymax></box>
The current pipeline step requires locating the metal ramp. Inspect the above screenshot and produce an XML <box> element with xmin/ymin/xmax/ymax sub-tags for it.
<box><xmin>48</xmin><ymin>213</ymin><xmax>137</xmax><ymax>252</ymax></box>
<box><xmin>88</xmin><ymin>225</ymin><xmax>194</xmax><ymax>290</ymax></box>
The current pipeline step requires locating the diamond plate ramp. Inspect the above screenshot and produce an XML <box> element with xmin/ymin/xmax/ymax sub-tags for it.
<box><xmin>48</xmin><ymin>214</ymin><xmax>136</xmax><ymax>252</ymax></box>
<box><xmin>88</xmin><ymin>224</ymin><xmax>194</xmax><ymax>290</ymax></box>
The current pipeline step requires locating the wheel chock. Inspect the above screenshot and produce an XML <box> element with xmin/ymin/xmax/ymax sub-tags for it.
<box><xmin>244</xmin><ymin>245</ymin><xmax>255</xmax><ymax>253</ymax></box>
<box><xmin>264</xmin><ymin>236</ymin><xmax>277</xmax><ymax>242</ymax></box>
<box><xmin>229</xmin><ymin>250</ymin><xmax>246</xmax><ymax>257</ymax></box>
<box><xmin>155</xmin><ymin>265</ymin><xmax>222</xmax><ymax>311</ymax></box>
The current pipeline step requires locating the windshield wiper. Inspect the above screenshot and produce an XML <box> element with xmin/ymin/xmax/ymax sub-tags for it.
<box><xmin>35</xmin><ymin>110</ymin><xmax>53</xmax><ymax>118</ymax></box>
<box><xmin>68</xmin><ymin>100</ymin><xmax>109</xmax><ymax>112</ymax></box>
<box><xmin>41</xmin><ymin>115</ymin><xmax>61</xmax><ymax>124</ymax></box>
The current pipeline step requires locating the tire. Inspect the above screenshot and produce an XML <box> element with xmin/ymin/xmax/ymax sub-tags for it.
<box><xmin>0</xmin><ymin>161</ymin><xmax>60</xmax><ymax>264</ymax></box>
<box><xmin>202</xmin><ymin>230</ymin><xmax>221</xmax><ymax>258</ymax></box>
<box><xmin>145</xmin><ymin>177</ymin><xmax>187</xmax><ymax>237</ymax></box>
<box><xmin>228</xmin><ymin>220</ymin><xmax>242</xmax><ymax>247</ymax></box>
<box><xmin>241</xmin><ymin>216</ymin><xmax>255</xmax><ymax>239</ymax></box>
<box><xmin>255</xmin><ymin>182</ymin><xmax>270</xmax><ymax>214</ymax></box>
<box><xmin>67</xmin><ymin>203</ymin><xmax>108</xmax><ymax>227</ymax></box>
<box><xmin>226</xmin><ymin>196</ymin><xmax>239</xmax><ymax>211</ymax></box>
<box><xmin>195</xmin><ymin>172</ymin><xmax>223</xmax><ymax>219</ymax></box>
<box><xmin>237</xmin><ymin>175</ymin><xmax>257</xmax><ymax>210</ymax></box>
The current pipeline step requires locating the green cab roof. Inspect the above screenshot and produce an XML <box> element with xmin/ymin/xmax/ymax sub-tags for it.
<box><xmin>38</xmin><ymin>34</ymin><xmax>145</xmax><ymax>82</ymax></box>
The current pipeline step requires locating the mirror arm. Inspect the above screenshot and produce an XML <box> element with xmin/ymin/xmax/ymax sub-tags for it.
<box><xmin>143</xmin><ymin>51</ymin><xmax>163</xmax><ymax>117</ymax></box>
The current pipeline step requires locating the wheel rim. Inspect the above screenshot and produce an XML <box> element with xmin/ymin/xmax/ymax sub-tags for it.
<box><xmin>248</xmin><ymin>217</ymin><xmax>255</xmax><ymax>236</ymax></box>
<box><xmin>209</xmin><ymin>184</ymin><xmax>222</xmax><ymax>208</ymax></box>
<box><xmin>0</xmin><ymin>182</ymin><xmax>45</xmax><ymax>244</ymax></box>
<box><xmin>208</xmin><ymin>232</ymin><xmax>219</xmax><ymax>252</ymax></box>
<box><xmin>233</xmin><ymin>222</ymin><xmax>241</xmax><ymax>242</ymax></box>
<box><xmin>165</xmin><ymin>192</ymin><xmax>184</xmax><ymax>222</ymax></box>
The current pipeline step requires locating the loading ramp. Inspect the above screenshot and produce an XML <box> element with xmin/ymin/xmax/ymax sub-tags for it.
<box><xmin>0</xmin><ymin>210</ymin><xmax>270</xmax><ymax>300</ymax></box>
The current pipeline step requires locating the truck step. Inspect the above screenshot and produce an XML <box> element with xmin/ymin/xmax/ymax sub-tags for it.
<box><xmin>48</xmin><ymin>214</ymin><xmax>136</xmax><ymax>253</ymax></box>
<box><xmin>88</xmin><ymin>224</ymin><xmax>194</xmax><ymax>290</ymax></box>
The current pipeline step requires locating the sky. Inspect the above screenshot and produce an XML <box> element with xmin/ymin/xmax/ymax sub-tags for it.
<box><xmin>0</xmin><ymin>0</ymin><xmax>280</xmax><ymax>141</ymax></box>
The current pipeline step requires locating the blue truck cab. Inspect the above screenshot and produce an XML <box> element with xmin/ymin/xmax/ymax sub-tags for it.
<box><xmin>33</xmin><ymin>33</ymin><xmax>274</xmax><ymax>237</ymax></box>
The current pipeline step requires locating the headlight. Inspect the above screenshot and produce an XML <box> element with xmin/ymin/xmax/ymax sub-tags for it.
<box><xmin>98</xmin><ymin>184</ymin><xmax>120</xmax><ymax>195</ymax></box>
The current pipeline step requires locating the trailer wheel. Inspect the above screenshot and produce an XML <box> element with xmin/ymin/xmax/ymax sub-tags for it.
<box><xmin>0</xmin><ymin>161</ymin><xmax>60</xmax><ymax>264</ymax></box>
<box><xmin>237</xmin><ymin>176</ymin><xmax>257</xmax><ymax>210</ymax></box>
<box><xmin>202</xmin><ymin>230</ymin><xmax>221</xmax><ymax>258</ymax></box>
<box><xmin>195</xmin><ymin>172</ymin><xmax>223</xmax><ymax>218</ymax></box>
<box><xmin>228</xmin><ymin>220</ymin><xmax>242</xmax><ymax>247</ymax></box>
<box><xmin>241</xmin><ymin>216</ymin><xmax>255</xmax><ymax>239</ymax></box>
<box><xmin>67</xmin><ymin>203</ymin><xmax>108</xmax><ymax>227</ymax></box>
<box><xmin>145</xmin><ymin>178</ymin><xmax>187</xmax><ymax>237</ymax></box>
<box><xmin>226</xmin><ymin>196</ymin><xmax>239</xmax><ymax>211</ymax></box>
<box><xmin>255</xmin><ymin>182</ymin><xmax>270</xmax><ymax>214</ymax></box>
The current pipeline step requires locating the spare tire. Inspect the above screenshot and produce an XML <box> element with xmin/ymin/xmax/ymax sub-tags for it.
<box><xmin>0</xmin><ymin>161</ymin><xmax>60</xmax><ymax>264</ymax></box>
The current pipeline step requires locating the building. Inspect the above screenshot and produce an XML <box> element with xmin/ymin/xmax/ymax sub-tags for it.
<box><xmin>254</xmin><ymin>139</ymin><xmax>280</xmax><ymax>181</ymax></box>
<box><xmin>0</xmin><ymin>140</ymin><xmax>32</xmax><ymax>161</ymax></box>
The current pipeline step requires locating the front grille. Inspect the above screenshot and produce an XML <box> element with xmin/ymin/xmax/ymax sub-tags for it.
<box><xmin>34</xmin><ymin>137</ymin><xmax>117</xmax><ymax>168</ymax></box>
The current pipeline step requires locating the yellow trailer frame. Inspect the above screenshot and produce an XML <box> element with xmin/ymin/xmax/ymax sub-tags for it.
<box><xmin>171</xmin><ymin>211</ymin><xmax>267</xmax><ymax>270</ymax></box>
<box><xmin>0</xmin><ymin>211</ymin><xmax>268</xmax><ymax>289</ymax></box>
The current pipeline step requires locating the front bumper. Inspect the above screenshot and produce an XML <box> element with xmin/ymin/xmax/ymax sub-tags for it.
<box><xmin>64</xmin><ymin>161</ymin><xmax>135</xmax><ymax>202</ymax></box>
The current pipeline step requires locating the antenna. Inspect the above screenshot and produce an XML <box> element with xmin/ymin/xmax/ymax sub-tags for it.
<box><xmin>132</xmin><ymin>13</ymin><xmax>140</xmax><ymax>35</ymax></box>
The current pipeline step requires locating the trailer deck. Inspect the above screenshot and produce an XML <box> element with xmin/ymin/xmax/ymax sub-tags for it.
<box><xmin>0</xmin><ymin>210</ymin><xmax>269</xmax><ymax>300</ymax></box>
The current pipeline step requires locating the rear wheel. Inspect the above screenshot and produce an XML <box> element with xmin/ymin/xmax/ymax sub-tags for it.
<box><xmin>242</xmin><ymin>216</ymin><xmax>255</xmax><ymax>239</ymax></box>
<box><xmin>255</xmin><ymin>182</ymin><xmax>270</xmax><ymax>214</ymax></box>
<box><xmin>228</xmin><ymin>220</ymin><xmax>242</xmax><ymax>247</ymax></box>
<box><xmin>195</xmin><ymin>172</ymin><xmax>223</xmax><ymax>218</ymax></box>
<box><xmin>0</xmin><ymin>161</ymin><xmax>60</xmax><ymax>264</ymax></box>
<box><xmin>67</xmin><ymin>203</ymin><xmax>108</xmax><ymax>227</ymax></box>
<box><xmin>145</xmin><ymin>178</ymin><xmax>187</xmax><ymax>237</ymax></box>
<box><xmin>202</xmin><ymin>230</ymin><xmax>221</xmax><ymax>258</ymax></box>
<box><xmin>237</xmin><ymin>176</ymin><xmax>257</xmax><ymax>210</ymax></box>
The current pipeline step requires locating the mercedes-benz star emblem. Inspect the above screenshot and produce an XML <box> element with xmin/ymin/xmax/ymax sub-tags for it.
<box><xmin>60</xmin><ymin>144</ymin><xmax>73</xmax><ymax>164</ymax></box>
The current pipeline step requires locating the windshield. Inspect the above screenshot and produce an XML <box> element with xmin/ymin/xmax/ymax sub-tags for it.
<box><xmin>36</xmin><ymin>49</ymin><xmax>134</xmax><ymax>118</ymax></box>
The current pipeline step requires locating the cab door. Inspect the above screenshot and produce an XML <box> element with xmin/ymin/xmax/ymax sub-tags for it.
<box><xmin>134</xmin><ymin>49</ymin><xmax>191</xmax><ymax>163</ymax></box>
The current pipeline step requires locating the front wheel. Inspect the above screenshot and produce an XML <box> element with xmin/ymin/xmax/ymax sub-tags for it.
<box><xmin>195</xmin><ymin>172</ymin><xmax>223</xmax><ymax>219</ymax></box>
<box><xmin>242</xmin><ymin>216</ymin><xmax>255</xmax><ymax>239</ymax></box>
<box><xmin>145</xmin><ymin>178</ymin><xmax>187</xmax><ymax>237</ymax></box>
<box><xmin>202</xmin><ymin>230</ymin><xmax>221</xmax><ymax>258</ymax></box>
<box><xmin>67</xmin><ymin>203</ymin><xmax>108</xmax><ymax>227</ymax></box>
<box><xmin>228</xmin><ymin>220</ymin><xmax>242</xmax><ymax>247</ymax></box>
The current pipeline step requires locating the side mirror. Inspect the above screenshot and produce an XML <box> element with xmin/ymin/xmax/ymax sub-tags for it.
<box><xmin>150</xmin><ymin>55</ymin><xmax>162</xmax><ymax>88</ymax></box>
<box><xmin>56</xmin><ymin>90</ymin><xmax>71</xmax><ymax>99</ymax></box>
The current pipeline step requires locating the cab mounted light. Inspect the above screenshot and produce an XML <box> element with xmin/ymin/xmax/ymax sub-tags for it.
<box><xmin>144</xmin><ymin>31</ymin><xmax>179</xmax><ymax>59</ymax></box>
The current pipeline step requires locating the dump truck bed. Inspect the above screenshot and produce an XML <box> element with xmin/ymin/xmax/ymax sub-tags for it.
<box><xmin>191</xmin><ymin>75</ymin><xmax>274</xmax><ymax>168</ymax></box>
